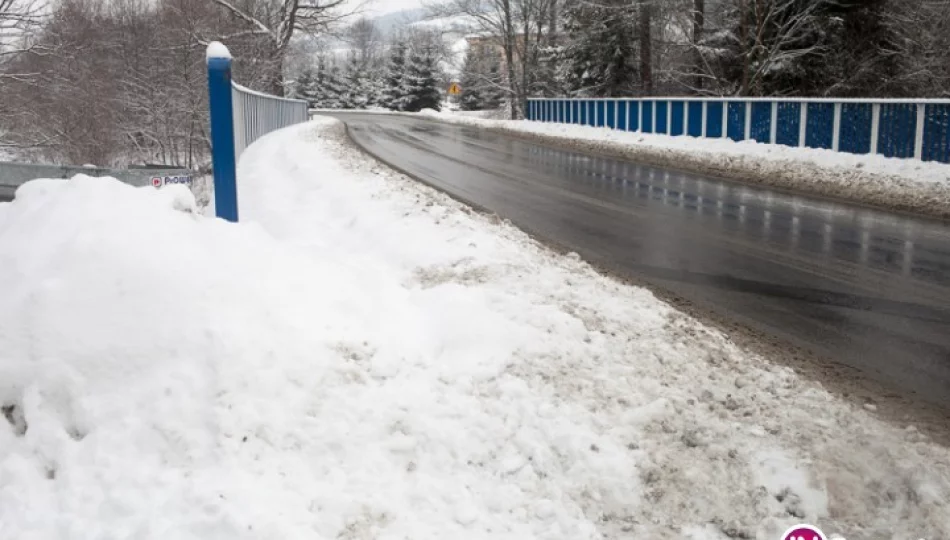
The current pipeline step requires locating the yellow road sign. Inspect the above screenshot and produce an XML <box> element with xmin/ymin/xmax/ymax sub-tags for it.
<box><xmin>448</xmin><ymin>83</ymin><xmax>461</xmax><ymax>96</ymax></box>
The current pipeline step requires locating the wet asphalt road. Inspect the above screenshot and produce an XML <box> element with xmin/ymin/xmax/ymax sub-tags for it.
<box><xmin>332</xmin><ymin>113</ymin><xmax>950</xmax><ymax>411</ymax></box>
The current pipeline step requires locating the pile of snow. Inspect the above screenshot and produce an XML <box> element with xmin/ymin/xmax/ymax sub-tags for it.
<box><xmin>452</xmin><ymin>108</ymin><xmax>509</xmax><ymax>120</ymax></box>
<box><xmin>419</xmin><ymin>110</ymin><xmax>950</xmax><ymax>220</ymax></box>
<box><xmin>1</xmin><ymin>119</ymin><xmax>949</xmax><ymax>539</ymax></box>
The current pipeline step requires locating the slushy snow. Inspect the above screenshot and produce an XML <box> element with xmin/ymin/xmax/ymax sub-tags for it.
<box><xmin>1</xmin><ymin>118</ymin><xmax>948</xmax><ymax>539</ymax></box>
<box><xmin>416</xmin><ymin>109</ymin><xmax>950</xmax><ymax>220</ymax></box>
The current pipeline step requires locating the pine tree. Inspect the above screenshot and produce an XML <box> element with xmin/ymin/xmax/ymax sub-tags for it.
<box><xmin>340</xmin><ymin>56</ymin><xmax>361</xmax><ymax>109</ymax></box>
<box><xmin>692</xmin><ymin>0</ymin><xmax>907</xmax><ymax>97</ymax></box>
<box><xmin>459</xmin><ymin>63</ymin><xmax>485</xmax><ymax>111</ymax></box>
<box><xmin>293</xmin><ymin>68</ymin><xmax>318</xmax><ymax>107</ymax></box>
<box><xmin>309</xmin><ymin>58</ymin><xmax>331</xmax><ymax>108</ymax></box>
<box><xmin>459</xmin><ymin>46</ymin><xmax>505</xmax><ymax>111</ymax></box>
<box><xmin>561</xmin><ymin>0</ymin><xmax>639</xmax><ymax>97</ymax></box>
<box><xmin>480</xmin><ymin>47</ymin><xmax>505</xmax><ymax>109</ymax></box>
<box><xmin>403</xmin><ymin>46</ymin><xmax>442</xmax><ymax>112</ymax></box>
<box><xmin>381</xmin><ymin>41</ymin><xmax>410</xmax><ymax>111</ymax></box>
<box><xmin>320</xmin><ymin>63</ymin><xmax>347</xmax><ymax>109</ymax></box>
<box><xmin>364</xmin><ymin>68</ymin><xmax>387</xmax><ymax>108</ymax></box>
<box><xmin>764</xmin><ymin>0</ymin><xmax>905</xmax><ymax>97</ymax></box>
<box><xmin>340</xmin><ymin>55</ymin><xmax>386</xmax><ymax>110</ymax></box>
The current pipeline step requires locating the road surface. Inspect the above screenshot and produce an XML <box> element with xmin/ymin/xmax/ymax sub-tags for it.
<box><xmin>331</xmin><ymin>113</ymin><xmax>950</xmax><ymax>413</ymax></box>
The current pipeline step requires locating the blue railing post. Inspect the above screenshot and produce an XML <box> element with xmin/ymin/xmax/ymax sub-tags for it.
<box><xmin>206</xmin><ymin>42</ymin><xmax>239</xmax><ymax>223</ymax></box>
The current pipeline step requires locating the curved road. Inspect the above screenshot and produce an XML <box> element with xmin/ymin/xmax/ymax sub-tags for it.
<box><xmin>333</xmin><ymin>113</ymin><xmax>950</xmax><ymax>412</ymax></box>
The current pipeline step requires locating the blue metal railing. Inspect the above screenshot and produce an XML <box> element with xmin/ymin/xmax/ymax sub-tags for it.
<box><xmin>525</xmin><ymin>97</ymin><xmax>950</xmax><ymax>164</ymax></box>
<box><xmin>206</xmin><ymin>42</ymin><xmax>309</xmax><ymax>222</ymax></box>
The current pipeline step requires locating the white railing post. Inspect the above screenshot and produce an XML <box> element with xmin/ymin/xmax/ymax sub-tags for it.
<box><xmin>744</xmin><ymin>101</ymin><xmax>752</xmax><ymax>140</ymax></box>
<box><xmin>871</xmin><ymin>103</ymin><xmax>881</xmax><ymax>155</ymax></box>
<box><xmin>799</xmin><ymin>102</ymin><xmax>808</xmax><ymax>147</ymax></box>
<box><xmin>770</xmin><ymin>102</ymin><xmax>778</xmax><ymax>144</ymax></box>
<box><xmin>832</xmin><ymin>102</ymin><xmax>842</xmax><ymax>152</ymax></box>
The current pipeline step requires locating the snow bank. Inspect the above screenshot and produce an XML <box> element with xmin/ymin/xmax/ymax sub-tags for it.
<box><xmin>418</xmin><ymin>110</ymin><xmax>950</xmax><ymax>220</ymax></box>
<box><xmin>1</xmin><ymin>121</ymin><xmax>949</xmax><ymax>539</ymax></box>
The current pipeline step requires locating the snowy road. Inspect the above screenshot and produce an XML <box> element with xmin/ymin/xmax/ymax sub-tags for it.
<box><xmin>4</xmin><ymin>119</ymin><xmax>950</xmax><ymax>538</ymax></box>
<box><xmin>334</xmin><ymin>113</ymin><xmax>950</xmax><ymax>411</ymax></box>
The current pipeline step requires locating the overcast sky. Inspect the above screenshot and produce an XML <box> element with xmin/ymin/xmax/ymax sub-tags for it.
<box><xmin>359</xmin><ymin>0</ymin><xmax>427</xmax><ymax>16</ymax></box>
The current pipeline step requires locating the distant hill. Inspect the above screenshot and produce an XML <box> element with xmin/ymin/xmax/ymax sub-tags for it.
<box><xmin>372</xmin><ymin>8</ymin><xmax>429</xmax><ymax>36</ymax></box>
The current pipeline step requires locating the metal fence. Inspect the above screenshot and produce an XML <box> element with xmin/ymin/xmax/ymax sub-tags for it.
<box><xmin>525</xmin><ymin>97</ymin><xmax>950</xmax><ymax>163</ymax></box>
<box><xmin>0</xmin><ymin>162</ymin><xmax>196</xmax><ymax>202</ymax></box>
<box><xmin>232</xmin><ymin>82</ymin><xmax>309</xmax><ymax>160</ymax></box>
<box><xmin>206</xmin><ymin>41</ymin><xmax>308</xmax><ymax>222</ymax></box>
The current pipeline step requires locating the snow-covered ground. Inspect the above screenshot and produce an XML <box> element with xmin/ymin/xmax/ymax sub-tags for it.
<box><xmin>1</xmin><ymin>117</ymin><xmax>949</xmax><ymax>539</ymax></box>
<box><xmin>419</xmin><ymin>109</ymin><xmax>950</xmax><ymax>220</ymax></box>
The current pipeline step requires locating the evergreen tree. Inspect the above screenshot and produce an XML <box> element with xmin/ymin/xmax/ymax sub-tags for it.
<box><xmin>776</xmin><ymin>0</ymin><xmax>906</xmax><ymax>97</ymax></box>
<box><xmin>309</xmin><ymin>58</ymin><xmax>332</xmax><ymax>108</ymax></box>
<box><xmin>340</xmin><ymin>56</ymin><xmax>361</xmax><ymax>109</ymax></box>
<box><xmin>320</xmin><ymin>63</ymin><xmax>347</xmax><ymax>109</ymax></box>
<box><xmin>459</xmin><ymin>46</ymin><xmax>505</xmax><ymax>111</ymax></box>
<box><xmin>403</xmin><ymin>46</ymin><xmax>442</xmax><ymax>112</ymax></box>
<box><xmin>532</xmin><ymin>43</ymin><xmax>566</xmax><ymax>98</ymax></box>
<box><xmin>480</xmin><ymin>48</ymin><xmax>505</xmax><ymax>109</ymax></box>
<box><xmin>340</xmin><ymin>55</ymin><xmax>384</xmax><ymax>109</ymax></box>
<box><xmin>381</xmin><ymin>41</ymin><xmax>410</xmax><ymax>111</ymax></box>
<box><xmin>560</xmin><ymin>0</ymin><xmax>639</xmax><ymax>97</ymax></box>
<box><xmin>459</xmin><ymin>64</ymin><xmax>485</xmax><ymax>111</ymax></box>
<box><xmin>364</xmin><ymin>67</ymin><xmax>387</xmax><ymax>108</ymax></box>
<box><xmin>693</xmin><ymin>0</ymin><xmax>908</xmax><ymax>97</ymax></box>
<box><xmin>293</xmin><ymin>68</ymin><xmax>319</xmax><ymax>107</ymax></box>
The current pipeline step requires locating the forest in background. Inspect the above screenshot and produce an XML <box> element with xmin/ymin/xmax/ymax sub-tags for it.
<box><xmin>1</xmin><ymin>0</ymin><xmax>949</xmax><ymax>167</ymax></box>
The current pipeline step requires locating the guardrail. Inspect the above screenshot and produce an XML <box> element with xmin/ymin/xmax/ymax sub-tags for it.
<box><xmin>525</xmin><ymin>97</ymin><xmax>950</xmax><ymax>164</ymax></box>
<box><xmin>206</xmin><ymin>41</ymin><xmax>309</xmax><ymax>222</ymax></box>
<box><xmin>232</xmin><ymin>82</ymin><xmax>309</xmax><ymax>160</ymax></box>
<box><xmin>0</xmin><ymin>162</ymin><xmax>196</xmax><ymax>201</ymax></box>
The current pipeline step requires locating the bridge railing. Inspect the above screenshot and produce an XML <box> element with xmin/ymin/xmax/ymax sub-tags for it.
<box><xmin>206</xmin><ymin>42</ymin><xmax>309</xmax><ymax>222</ymax></box>
<box><xmin>232</xmin><ymin>82</ymin><xmax>309</xmax><ymax>160</ymax></box>
<box><xmin>525</xmin><ymin>97</ymin><xmax>950</xmax><ymax>164</ymax></box>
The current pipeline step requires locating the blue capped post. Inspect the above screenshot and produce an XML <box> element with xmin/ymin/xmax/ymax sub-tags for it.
<box><xmin>206</xmin><ymin>41</ymin><xmax>239</xmax><ymax>222</ymax></box>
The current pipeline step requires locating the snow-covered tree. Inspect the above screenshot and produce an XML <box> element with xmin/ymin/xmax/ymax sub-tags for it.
<box><xmin>434</xmin><ymin>0</ymin><xmax>559</xmax><ymax>118</ymax></box>
<box><xmin>320</xmin><ymin>63</ymin><xmax>347</xmax><ymax>108</ymax></box>
<box><xmin>339</xmin><ymin>55</ymin><xmax>382</xmax><ymax>109</ymax></box>
<box><xmin>403</xmin><ymin>46</ymin><xmax>442</xmax><ymax>112</ymax></box>
<box><xmin>561</xmin><ymin>0</ymin><xmax>640</xmax><ymax>97</ymax></box>
<box><xmin>380</xmin><ymin>40</ymin><xmax>410</xmax><ymax>111</ymax></box>
<box><xmin>459</xmin><ymin>45</ymin><xmax>505</xmax><ymax>110</ymax></box>
<box><xmin>292</xmin><ymin>68</ymin><xmax>319</xmax><ymax>106</ymax></box>
<box><xmin>208</xmin><ymin>0</ymin><xmax>349</xmax><ymax>96</ymax></box>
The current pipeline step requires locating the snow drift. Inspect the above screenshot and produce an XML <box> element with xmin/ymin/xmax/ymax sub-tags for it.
<box><xmin>0</xmin><ymin>119</ymin><xmax>948</xmax><ymax>539</ymax></box>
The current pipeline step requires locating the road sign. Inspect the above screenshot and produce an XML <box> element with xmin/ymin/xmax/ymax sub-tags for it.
<box><xmin>151</xmin><ymin>175</ymin><xmax>193</xmax><ymax>188</ymax></box>
<box><xmin>448</xmin><ymin>83</ymin><xmax>461</xmax><ymax>96</ymax></box>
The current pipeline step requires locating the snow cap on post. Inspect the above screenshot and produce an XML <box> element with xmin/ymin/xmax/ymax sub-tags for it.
<box><xmin>206</xmin><ymin>41</ymin><xmax>232</xmax><ymax>62</ymax></box>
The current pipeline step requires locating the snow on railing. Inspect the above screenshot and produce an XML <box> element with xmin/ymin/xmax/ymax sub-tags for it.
<box><xmin>526</xmin><ymin>97</ymin><xmax>950</xmax><ymax>164</ymax></box>
<box><xmin>206</xmin><ymin>41</ymin><xmax>308</xmax><ymax>222</ymax></box>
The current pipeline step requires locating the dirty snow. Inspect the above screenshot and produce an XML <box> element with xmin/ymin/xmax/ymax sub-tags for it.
<box><xmin>0</xmin><ymin>118</ymin><xmax>948</xmax><ymax>540</ymax></box>
<box><xmin>418</xmin><ymin>109</ymin><xmax>950</xmax><ymax>220</ymax></box>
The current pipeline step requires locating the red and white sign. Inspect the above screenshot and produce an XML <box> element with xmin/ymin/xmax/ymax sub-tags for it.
<box><xmin>151</xmin><ymin>175</ymin><xmax>193</xmax><ymax>188</ymax></box>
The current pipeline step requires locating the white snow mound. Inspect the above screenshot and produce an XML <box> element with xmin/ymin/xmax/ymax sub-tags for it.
<box><xmin>0</xmin><ymin>121</ymin><xmax>948</xmax><ymax>539</ymax></box>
